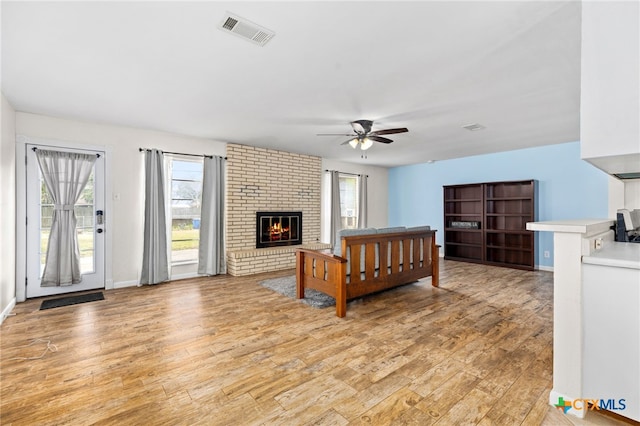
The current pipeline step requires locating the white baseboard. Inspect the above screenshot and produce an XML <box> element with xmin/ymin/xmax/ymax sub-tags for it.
<box><xmin>1</xmin><ymin>298</ymin><xmax>17</xmax><ymax>325</ymax></box>
<box><xmin>112</xmin><ymin>280</ymin><xmax>139</xmax><ymax>289</ymax></box>
<box><xmin>549</xmin><ymin>389</ymin><xmax>586</xmax><ymax>419</ymax></box>
<box><xmin>170</xmin><ymin>272</ymin><xmax>203</xmax><ymax>281</ymax></box>
<box><xmin>112</xmin><ymin>273</ymin><xmax>203</xmax><ymax>289</ymax></box>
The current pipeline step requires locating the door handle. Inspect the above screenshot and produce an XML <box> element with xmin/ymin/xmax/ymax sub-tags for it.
<box><xmin>97</xmin><ymin>228</ymin><xmax>104</xmax><ymax>234</ymax></box>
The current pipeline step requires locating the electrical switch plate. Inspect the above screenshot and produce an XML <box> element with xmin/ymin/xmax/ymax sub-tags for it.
<box><xmin>594</xmin><ymin>238</ymin><xmax>603</xmax><ymax>250</ymax></box>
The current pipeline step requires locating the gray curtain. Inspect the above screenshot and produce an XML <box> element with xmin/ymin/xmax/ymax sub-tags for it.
<box><xmin>35</xmin><ymin>149</ymin><xmax>96</xmax><ymax>287</ymax></box>
<box><xmin>330</xmin><ymin>171</ymin><xmax>342</xmax><ymax>249</ymax></box>
<box><xmin>140</xmin><ymin>149</ymin><xmax>169</xmax><ymax>285</ymax></box>
<box><xmin>198</xmin><ymin>156</ymin><xmax>225</xmax><ymax>275</ymax></box>
<box><xmin>358</xmin><ymin>174</ymin><xmax>368</xmax><ymax>228</ymax></box>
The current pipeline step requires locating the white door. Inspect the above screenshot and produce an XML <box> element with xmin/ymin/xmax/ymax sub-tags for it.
<box><xmin>26</xmin><ymin>144</ymin><xmax>106</xmax><ymax>298</ymax></box>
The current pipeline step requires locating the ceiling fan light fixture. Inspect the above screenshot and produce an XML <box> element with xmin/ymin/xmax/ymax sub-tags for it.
<box><xmin>321</xmin><ymin>119</ymin><xmax>408</xmax><ymax>150</ymax></box>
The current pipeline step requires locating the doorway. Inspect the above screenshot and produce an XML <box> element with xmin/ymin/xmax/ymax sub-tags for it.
<box><xmin>25</xmin><ymin>144</ymin><xmax>106</xmax><ymax>298</ymax></box>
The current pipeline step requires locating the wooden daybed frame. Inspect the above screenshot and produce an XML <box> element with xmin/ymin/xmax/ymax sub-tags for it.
<box><xmin>296</xmin><ymin>229</ymin><xmax>439</xmax><ymax>317</ymax></box>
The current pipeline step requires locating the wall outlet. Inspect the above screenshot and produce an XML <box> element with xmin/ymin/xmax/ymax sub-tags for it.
<box><xmin>544</xmin><ymin>250</ymin><xmax>550</xmax><ymax>258</ymax></box>
<box><xmin>594</xmin><ymin>238</ymin><xmax>603</xmax><ymax>250</ymax></box>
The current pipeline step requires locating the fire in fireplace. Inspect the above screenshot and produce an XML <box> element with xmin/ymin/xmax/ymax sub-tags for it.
<box><xmin>256</xmin><ymin>211</ymin><xmax>302</xmax><ymax>248</ymax></box>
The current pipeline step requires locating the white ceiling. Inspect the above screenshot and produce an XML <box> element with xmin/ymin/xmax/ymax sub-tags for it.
<box><xmin>1</xmin><ymin>1</ymin><xmax>582</xmax><ymax>167</ymax></box>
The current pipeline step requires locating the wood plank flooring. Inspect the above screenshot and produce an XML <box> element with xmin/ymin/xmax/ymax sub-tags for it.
<box><xmin>0</xmin><ymin>260</ymin><xmax>630</xmax><ymax>425</ymax></box>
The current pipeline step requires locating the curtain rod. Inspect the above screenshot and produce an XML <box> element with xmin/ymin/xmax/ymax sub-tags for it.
<box><xmin>32</xmin><ymin>146</ymin><xmax>100</xmax><ymax>158</ymax></box>
<box><xmin>138</xmin><ymin>148</ymin><xmax>226</xmax><ymax>160</ymax></box>
<box><xmin>324</xmin><ymin>169</ymin><xmax>368</xmax><ymax>178</ymax></box>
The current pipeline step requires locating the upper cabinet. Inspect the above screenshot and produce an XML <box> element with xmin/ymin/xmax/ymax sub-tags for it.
<box><xmin>580</xmin><ymin>1</ymin><xmax>640</xmax><ymax>176</ymax></box>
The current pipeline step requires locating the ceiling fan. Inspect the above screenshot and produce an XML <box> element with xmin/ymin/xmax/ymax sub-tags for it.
<box><xmin>317</xmin><ymin>119</ymin><xmax>409</xmax><ymax>150</ymax></box>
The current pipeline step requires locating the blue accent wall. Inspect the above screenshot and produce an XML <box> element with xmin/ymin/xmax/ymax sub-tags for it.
<box><xmin>388</xmin><ymin>141</ymin><xmax>610</xmax><ymax>268</ymax></box>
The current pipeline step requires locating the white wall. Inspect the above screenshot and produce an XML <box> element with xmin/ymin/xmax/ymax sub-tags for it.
<box><xmin>320</xmin><ymin>158</ymin><xmax>388</xmax><ymax>243</ymax></box>
<box><xmin>625</xmin><ymin>180</ymin><xmax>640</xmax><ymax>210</ymax></box>
<box><xmin>608</xmin><ymin>177</ymin><xmax>640</xmax><ymax>214</ymax></box>
<box><xmin>16</xmin><ymin>112</ymin><xmax>226</xmax><ymax>289</ymax></box>
<box><xmin>608</xmin><ymin>176</ymin><xmax>626</xmax><ymax>218</ymax></box>
<box><xmin>1</xmin><ymin>94</ymin><xmax>16</xmax><ymax>322</ymax></box>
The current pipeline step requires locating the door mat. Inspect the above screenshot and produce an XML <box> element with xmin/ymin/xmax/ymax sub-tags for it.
<box><xmin>40</xmin><ymin>292</ymin><xmax>105</xmax><ymax>310</ymax></box>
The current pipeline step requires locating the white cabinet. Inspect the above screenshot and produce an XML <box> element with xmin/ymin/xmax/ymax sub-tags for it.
<box><xmin>582</xmin><ymin>244</ymin><xmax>640</xmax><ymax>422</ymax></box>
<box><xmin>580</xmin><ymin>1</ymin><xmax>640</xmax><ymax>175</ymax></box>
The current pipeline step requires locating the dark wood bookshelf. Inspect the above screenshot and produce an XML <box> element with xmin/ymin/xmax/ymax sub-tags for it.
<box><xmin>444</xmin><ymin>180</ymin><xmax>536</xmax><ymax>270</ymax></box>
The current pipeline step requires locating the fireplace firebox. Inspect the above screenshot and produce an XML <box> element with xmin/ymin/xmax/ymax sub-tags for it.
<box><xmin>256</xmin><ymin>212</ymin><xmax>302</xmax><ymax>248</ymax></box>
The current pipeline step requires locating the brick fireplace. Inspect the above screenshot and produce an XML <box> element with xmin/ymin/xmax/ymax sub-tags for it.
<box><xmin>225</xmin><ymin>144</ymin><xmax>330</xmax><ymax>276</ymax></box>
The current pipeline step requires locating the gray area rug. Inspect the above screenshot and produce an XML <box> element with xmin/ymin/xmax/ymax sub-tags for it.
<box><xmin>259</xmin><ymin>276</ymin><xmax>335</xmax><ymax>309</ymax></box>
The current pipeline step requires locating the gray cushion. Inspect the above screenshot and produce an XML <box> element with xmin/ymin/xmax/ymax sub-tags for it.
<box><xmin>334</xmin><ymin>228</ymin><xmax>377</xmax><ymax>257</ymax></box>
<box><xmin>406</xmin><ymin>225</ymin><xmax>430</xmax><ymax>232</ymax></box>
<box><xmin>376</xmin><ymin>226</ymin><xmax>406</xmax><ymax>234</ymax></box>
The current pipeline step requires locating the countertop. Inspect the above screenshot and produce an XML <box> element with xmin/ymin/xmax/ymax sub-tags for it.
<box><xmin>527</xmin><ymin>219</ymin><xmax>614</xmax><ymax>234</ymax></box>
<box><xmin>582</xmin><ymin>241</ymin><xmax>640</xmax><ymax>270</ymax></box>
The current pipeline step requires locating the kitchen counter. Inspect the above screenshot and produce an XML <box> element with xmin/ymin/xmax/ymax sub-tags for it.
<box><xmin>526</xmin><ymin>218</ymin><xmax>616</xmax><ymax>419</ymax></box>
<box><xmin>527</xmin><ymin>219</ymin><xmax>614</xmax><ymax>235</ymax></box>
<box><xmin>531</xmin><ymin>220</ymin><xmax>640</xmax><ymax>422</ymax></box>
<box><xmin>582</xmin><ymin>241</ymin><xmax>640</xmax><ymax>269</ymax></box>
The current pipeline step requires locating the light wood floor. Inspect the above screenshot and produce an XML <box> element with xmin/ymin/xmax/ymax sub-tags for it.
<box><xmin>0</xmin><ymin>260</ymin><xmax>632</xmax><ymax>425</ymax></box>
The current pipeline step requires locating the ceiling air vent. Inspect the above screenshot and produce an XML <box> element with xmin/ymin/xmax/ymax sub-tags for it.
<box><xmin>462</xmin><ymin>123</ymin><xmax>486</xmax><ymax>131</ymax></box>
<box><xmin>219</xmin><ymin>12</ymin><xmax>275</xmax><ymax>47</ymax></box>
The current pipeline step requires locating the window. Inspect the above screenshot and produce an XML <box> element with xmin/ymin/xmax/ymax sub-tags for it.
<box><xmin>339</xmin><ymin>174</ymin><xmax>359</xmax><ymax>230</ymax></box>
<box><xmin>166</xmin><ymin>156</ymin><xmax>203</xmax><ymax>265</ymax></box>
<box><xmin>322</xmin><ymin>171</ymin><xmax>364</xmax><ymax>244</ymax></box>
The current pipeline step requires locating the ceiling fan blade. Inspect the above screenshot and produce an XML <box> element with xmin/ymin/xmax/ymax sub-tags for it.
<box><xmin>369</xmin><ymin>128</ymin><xmax>409</xmax><ymax>136</ymax></box>
<box><xmin>317</xmin><ymin>133</ymin><xmax>356</xmax><ymax>136</ymax></box>
<box><xmin>369</xmin><ymin>135</ymin><xmax>394</xmax><ymax>144</ymax></box>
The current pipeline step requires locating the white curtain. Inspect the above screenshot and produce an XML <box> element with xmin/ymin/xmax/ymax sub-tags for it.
<box><xmin>358</xmin><ymin>174</ymin><xmax>368</xmax><ymax>228</ymax></box>
<box><xmin>35</xmin><ymin>149</ymin><xmax>96</xmax><ymax>287</ymax></box>
<box><xmin>330</xmin><ymin>171</ymin><xmax>342</xmax><ymax>248</ymax></box>
<box><xmin>140</xmin><ymin>149</ymin><xmax>169</xmax><ymax>285</ymax></box>
<box><xmin>198</xmin><ymin>156</ymin><xmax>226</xmax><ymax>275</ymax></box>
